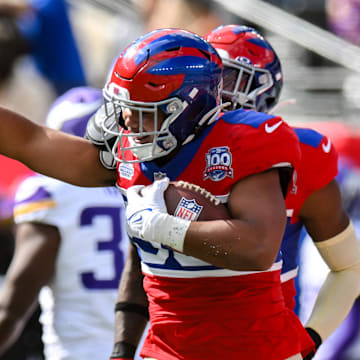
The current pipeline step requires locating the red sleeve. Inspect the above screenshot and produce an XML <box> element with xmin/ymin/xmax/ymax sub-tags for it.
<box><xmin>287</xmin><ymin>128</ymin><xmax>339</xmax><ymax>220</ymax></box>
<box><xmin>226</xmin><ymin>115</ymin><xmax>301</xmax><ymax>182</ymax></box>
<box><xmin>299</xmin><ymin>134</ymin><xmax>338</xmax><ymax>197</ymax></box>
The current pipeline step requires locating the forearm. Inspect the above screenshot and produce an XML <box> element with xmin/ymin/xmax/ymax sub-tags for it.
<box><xmin>146</xmin><ymin>212</ymin><xmax>283</xmax><ymax>270</ymax></box>
<box><xmin>183</xmin><ymin>218</ymin><xmax>282</xmax><ymax>271</ymax></box>
<box><xmin>306</xmin><ymin>266</ymin><xmax>360</xmax><ymax>341</ymax></box>
<box><xmin>0</xmin><ymin>107</ymin><xmax>115</xmax><ymax>187</ymax></box>
<box><xmin>137</xmin><ymin>210</ymin><xmax>281</xmax><ymax>271</ymax></box>
<box><xmin>126</xmin><ymin>171</ymin><xmax>285</xmax><ymax>272</ymax></box>
<box><xmin>0</xmin><ymin>222</ymin><xmax>59</xmax><ymax>355</ymax></box>
<box><xmin>112</xmin><ymin>245</ymin><xmax>148</xmax><ymax>358</ymax></box>
<box><xmin>306</xmin><ymin>221</ymin><xmax>360</xmax><ymax>341</ymax></box>
<box><xmin>113</xmin><ymin>310</ymin><xmax>148</xmax><ymax>353</ymax></box>
<box><xmin>0</xmin><ymin>292</ymin><xmax>38</xmax><ymax>356</ymax></box>
<box><xmin>0</xmin><ymin>314</ymin><xmax>24</xmax><ymax>356</ymax></box>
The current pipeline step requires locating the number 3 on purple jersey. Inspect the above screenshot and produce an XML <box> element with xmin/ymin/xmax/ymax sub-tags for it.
<box><xmin>80</xmin><ymin>206</ymin><xmax>125</xmax><ymax>289</ymax></box>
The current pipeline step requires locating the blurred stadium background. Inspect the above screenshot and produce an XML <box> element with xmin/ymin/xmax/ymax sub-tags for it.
<box><xmin>3</xmin><ymin>0</ymin><xmax>359</xmax><ymax>129</ymax></box>
<box><xmin>65</xmin><ymin>0</ymin><xmax>360</xmax><ymax>127</ymax></box>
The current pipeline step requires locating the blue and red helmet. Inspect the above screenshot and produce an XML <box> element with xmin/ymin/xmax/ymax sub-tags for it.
<box><xmin>102</xmin><ymin>28</ymin><xmax>223</xmax><ymax>163</ymax></box>
<box><xmin>46</xmin><ymin>86</ymin><xmax>103</xmax><ymax>137</ymax></box>
<box><xmin>205</xmin><ymin>25</ymin><xmax>282</xmax><ymax>113</ymax></box>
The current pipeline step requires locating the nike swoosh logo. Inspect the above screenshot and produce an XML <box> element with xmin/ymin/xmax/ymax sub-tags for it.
<box><xmin>128</xmin><ymin>208</ymin><xmax>152</xmax><ymax>223</ymax></box>
<box><xmin>322</xmin><ymin>138</ymin><xmax>331</xmax><ymax>153</ymax></box>
<box><xmin>265</xmin><ymin>121</ymin><xmax>283</xmax><ymax>133</ymax></box>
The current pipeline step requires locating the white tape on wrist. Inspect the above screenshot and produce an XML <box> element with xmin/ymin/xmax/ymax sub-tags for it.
<box><xmin>145</xmin><ymin>212</ymin><xmax>191</xmax><ymax>252</ymax></box>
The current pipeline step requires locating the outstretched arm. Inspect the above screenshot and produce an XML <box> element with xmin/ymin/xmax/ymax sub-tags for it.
<box><xmin>0</xmin><ymin>107</ymin><xmax>116</xmax><ymax>187</ymax></box>
<box><xmin>0</xmin><ymin>222</ymin><xmax>60</xmax><ymax>355</ymax></box>
<box><xmin>111</xmin><ymin>244</ymin><xmax>148</xmax><ymax>360</ymax></box>
<box><xmin>300</xmin><ymin>179</ymin><xmax>360</xmax><ymax>345</ymax></box>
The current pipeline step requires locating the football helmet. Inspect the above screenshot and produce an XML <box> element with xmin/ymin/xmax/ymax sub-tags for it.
<box><xmin>102</xmin><ymin>28</ymin><xmax>223</xmax><ymax>163</ymax></box>
<box><xmin>205</xmin><ymin>25</ymin><xmax>282</xmax><ymax>113</ymax></box>
<box><xmin>46</xmin><ymin>86</ymin><xmax>103</xmax><ymax>137</ymax></box>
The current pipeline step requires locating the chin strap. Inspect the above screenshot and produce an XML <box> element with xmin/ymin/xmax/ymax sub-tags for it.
<box><xmin>182</xmin><ymin>102</ymin><xmax>231</xmax><ymax>146</ymax></box>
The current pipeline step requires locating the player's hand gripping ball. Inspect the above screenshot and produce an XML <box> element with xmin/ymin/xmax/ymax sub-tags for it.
<box><xmin>126</xmin><ymin>178</ymin><xmax>230</xmax><ymax>252</ymax></box>
<box><xmin>164</xmin><ymin>181</ymin><xmax>230</xmax><ymax>221</ymax></box>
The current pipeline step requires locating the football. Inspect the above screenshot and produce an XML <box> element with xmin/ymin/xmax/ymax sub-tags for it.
<box><xmin>164</xmin><ymin>181</ymin><xmax>230</xmax><ymax>221</ymax></box>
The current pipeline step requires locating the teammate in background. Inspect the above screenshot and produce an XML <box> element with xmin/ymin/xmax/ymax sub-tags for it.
<box><xmin>299</xmin><ymin>158</ymin><xmax>360</xmax><ymax>360</ymax></box>
<box><xmin>0</xmin><ymin>29</ymin><xmax>314</xmax><ymax>359</ymax></box>
<box><xmin>205</xmin><ymin>24</ymin><xmax>360</xmax><ymax>358</ymax></box>
<box><xmin>0</xmin><ymin>87</ymin><xmax>131</xmax><ymax>359</ymax></box>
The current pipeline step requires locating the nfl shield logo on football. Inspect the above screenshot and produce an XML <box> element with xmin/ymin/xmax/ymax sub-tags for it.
<box><xmin>174</xmin><ymin>197</ymin><xmax>203</xmax><ymax>221</ymax></box>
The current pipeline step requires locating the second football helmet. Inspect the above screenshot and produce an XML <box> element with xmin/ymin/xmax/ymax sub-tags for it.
<box><xmin>46</xmin><ymin>86</ymin><xmax>103</xmax><ymax>137</ymax></box>
<box><xmin>102</xmin><ymin>28</ymin><xmax>223</xmax><ymax>163</ymax></box>
<box><xmin>205</xmin><ymin>25</ymin><xmax>282</xmax><ymax>113</ymax></box>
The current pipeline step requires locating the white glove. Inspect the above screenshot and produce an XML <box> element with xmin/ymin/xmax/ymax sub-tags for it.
<box><xmin>126</xmin><ymin>177</ymin><xmax>191</xmax><ymax>252</ymax></box>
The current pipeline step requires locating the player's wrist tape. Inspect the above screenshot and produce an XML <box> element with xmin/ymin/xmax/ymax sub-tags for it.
<box><xmin>144</xmin><ymin>212</ymin><xmax>191</xmax><ymax>252</ymax></box>
<box><xmin>305</xmin><ymin>327</ymin><xmax>322</xmax><ymax>349</ymax></box>
<box><xmin>110</xmin><ymin>341</ymin><xmax>136</xmax><ymax>359</ymax></box>
<box><xmin>114</xmin><ymin>302</ymin><xmax>149</xmax><ymax>319</ymax></box>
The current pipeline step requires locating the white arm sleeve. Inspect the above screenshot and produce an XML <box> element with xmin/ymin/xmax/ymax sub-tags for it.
<box><xmin>305</xmin><ymin>221</ymin><xmax>360</xmax><ymax>341</ymax></box>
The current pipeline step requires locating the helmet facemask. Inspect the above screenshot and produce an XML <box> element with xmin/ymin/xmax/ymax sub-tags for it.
<box><xmin>221</xmin><ymin>57</ymin><xmax>274</xmax><ymax>111</ymax></box>
<box><xmin>206</xmin><ymin>25</ymin><xmax>282</xmax><ymax>114</ymax></box>
<box><xmin>102</xmin><ymin>85</ymin><xmax>185</xmax><ymax>163</ymax></box>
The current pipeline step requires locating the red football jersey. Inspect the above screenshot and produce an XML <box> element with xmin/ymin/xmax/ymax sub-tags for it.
<box><xmin>116</xmin><ymin>109</ymin><xmax>314</xmax><ymax>359</ymax></box>
<box><xmin>281</xmin><ymin>127</ymin><xmax>338</xmax><ymax>310</ymax></box>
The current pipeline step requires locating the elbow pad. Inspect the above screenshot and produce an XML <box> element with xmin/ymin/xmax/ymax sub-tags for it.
<box><xmin>99</xmin><ymin>150</ymin><xmax>117</xmax><ymax>170</ymax></box>
<box><xmin>305</xmin><ymin>221</ymin><xmax>360</xmax><ymax>341</ymax></box>
<box><xmin>85</xmin><ymin>104</ymin><xmax>118</xmax><ymax>151</ymax></box>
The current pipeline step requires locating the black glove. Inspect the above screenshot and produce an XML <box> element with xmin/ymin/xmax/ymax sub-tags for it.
<box><xmin>303</xmin><ymin>327</ymin><xmax>322</xmax><ymax>360</ymax></box>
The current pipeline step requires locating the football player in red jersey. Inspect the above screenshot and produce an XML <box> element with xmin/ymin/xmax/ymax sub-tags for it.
<box><xmin>0</xmin><ymin>28</ymin><xmax>314</xmax><ymax>359</ymax></box>
<box><xmin>206</xmin><ymin>24</ymin><xmax>360</xmax><ymax>359</ymax></box>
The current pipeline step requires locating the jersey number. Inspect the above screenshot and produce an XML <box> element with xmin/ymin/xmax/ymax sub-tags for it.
<box><xmin>80</xmin><ymin>206</ymin><xmax>124</xmax><ymax>289</ymax></box>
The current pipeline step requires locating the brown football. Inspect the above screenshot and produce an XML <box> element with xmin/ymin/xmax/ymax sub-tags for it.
<box><xmin>164</xmin><ymin>181</ymin><xmax>230</xmax><ymax>221</ymax></box>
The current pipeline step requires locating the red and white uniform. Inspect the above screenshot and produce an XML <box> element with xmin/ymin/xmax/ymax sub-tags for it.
<box><xmin>281</xmin><ymin>128</ymin><xmax>338</xmax><ymax>310</ymax></box>
<box><xmin>117</xmin><ymin>109</ymin><xmax>314</xmax><ymax>360</ymax></box>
